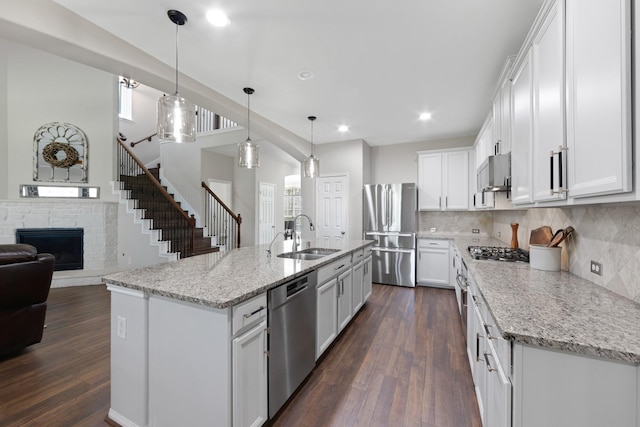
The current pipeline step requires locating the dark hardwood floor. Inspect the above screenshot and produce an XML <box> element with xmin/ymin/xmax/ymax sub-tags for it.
<box><xmin>271</xmin><ymin>284</ymin><xmax>481</xmax><ymax>427</ymax></box>
<box><xmin>0</xmin><ymin>284</ymin><xmax>480</xmax><ymax>427</ymax></box>
<box><xmin>0</xmin><ymin>285</ymin><xmax>111</xmax><ymax>427</ymax></box>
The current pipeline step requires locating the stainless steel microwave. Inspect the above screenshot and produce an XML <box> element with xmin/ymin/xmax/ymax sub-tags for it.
<box><xmin>477</xmin><ymin>153</ymin><xmax>511</xmax><ymax>192</ymax></box>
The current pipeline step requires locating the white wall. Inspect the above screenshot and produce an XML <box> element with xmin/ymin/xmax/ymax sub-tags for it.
<box><xmin>117</xmin><ymin>202</ymin><xmax>170</xmax><ymax>269</ymax></box>
<box><xmin>4</xmin><ymin>39</ymin><xmax>118</xmax><ymax>201</ymax></box>
<box><xmin>311</xmin><ymin>139</ymin><xmax>367</xmax><ymax>239</ymax></box>
<box><xmin>370</xmin><ymin>135</ymin><xmax>474</xmax><ymax>184</ymax></box>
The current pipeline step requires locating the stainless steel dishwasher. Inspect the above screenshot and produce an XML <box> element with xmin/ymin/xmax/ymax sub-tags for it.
<box><xmin>268</xmin><ymin>271</ymin><xmax>317</xmax><ymax>418</ymax></box>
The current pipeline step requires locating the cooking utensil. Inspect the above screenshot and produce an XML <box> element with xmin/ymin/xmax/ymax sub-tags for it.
<box><xmin>548</xmin><ymin>226</ymin><xmax>574</xmax><ymax>247</ymax></box>
<box><xmin>530</xmin><ymin>226</ymin><xmax>553</xmax><ymax>245</ymax></box>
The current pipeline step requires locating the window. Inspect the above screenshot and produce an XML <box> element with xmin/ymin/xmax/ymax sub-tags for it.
<box><xmin>284</xmin><ymin>186</ymin><xmax>301</xmax><ymax>219</ymax></box>
<box><xmin>118</xmin><ymin>79</ymin><xmax>133</xmax><ymax>121</ymax></box>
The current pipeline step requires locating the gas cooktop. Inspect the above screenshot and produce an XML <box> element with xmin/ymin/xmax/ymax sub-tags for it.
<box><xmin>468</xmin><ymin>246</ymin><xmax>529</xmax><ymax>263</ymax></box>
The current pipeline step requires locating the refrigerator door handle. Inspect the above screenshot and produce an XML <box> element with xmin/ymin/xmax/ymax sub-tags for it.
<box><xmin>365</xmin><ymin>231</ymin><xmax>414</xmax><ymax>237</ymax></box>
<box><xmin>372</xmin><ymin>247</ymin><xmax>415</xmax><ymax>254</ymax></box>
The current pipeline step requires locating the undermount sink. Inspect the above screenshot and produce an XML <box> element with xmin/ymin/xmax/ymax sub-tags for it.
<box><xmin>277</xmin><ymin>247</ymin><xmax>340</xmax><ymax>260</ymax></box>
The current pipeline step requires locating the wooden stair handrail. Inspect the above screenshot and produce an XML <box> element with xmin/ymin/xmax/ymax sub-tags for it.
<box><xmin>201</xmin><ymin>182</ymin><xmax>242</xmax><ymax>224</ymax></box>
<box><xmin>117</xmin><ymin>137</ymin><xmax>195</xmax><ymax>227</ymax></box>
<box><xmin>130</xmin><ymin>133</ymin><xmax>158</xmax><ymax>148</ymax></box>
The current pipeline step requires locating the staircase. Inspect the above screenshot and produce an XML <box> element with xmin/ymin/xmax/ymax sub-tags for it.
<box><xmin>115</xmin><ymin>136</ymin><xmax>219</xmax><ymax>259</ymax></box>
<box><xmin>126</xmin><ymin>166</ymin><xmax>219</xmax><ymax>257</ymax></box>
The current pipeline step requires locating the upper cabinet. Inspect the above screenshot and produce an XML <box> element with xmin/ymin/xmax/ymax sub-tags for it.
<box><xmin>531</xmin><ymin>0</ymin><xmax>566</xmax><ymax>203</ymax></box>
<box><xmin>510</xmin><ymin>49</ymin><xmax>534</xmax><ymax>205</ymax></box>
<box><xmin>475</xmin><ymin>114</ymin><xmax>494</xmax><ymax>172</ymax></box>
<box><xmin>492</xmin><ymin>56</ymin><xmax>516</xmax><ymax>156</ymax></box>
<box><xmin>565</xmin><ymin>0</ymin><xmax>632</xmax><ymax>198</ymax></box>
<box><xmin>418</xmin><ymin>150</ymin><xmax>469</xmax><ymax>211</ymax></box>
<box><xmin>508</xmin><ymin>0</ymin><xmax>632</xmax><ymax>207</ymax></box>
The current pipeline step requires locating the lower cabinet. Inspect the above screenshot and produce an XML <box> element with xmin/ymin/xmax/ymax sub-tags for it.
<box><xmin>337</xmin><ymin>269</ymin><xmax>353</xmax><ymax>332</ymax></box>
<box><xmin>363</xmin><ymin>255</ymin><xmax>373</xmax><ymax>301</ymax></box>
<box><xmin>417</xmin><ymin>238</ymin><xmax>451</xmax><ymax>287</ymax></box>
<box><xmin>316</xmin><ymin>248</ymin><xmax>372</xmax><ymax>361</ymax></box>
<box><xmin>316</xmin><ymin>278</ymin><xmax>338</xmax><ymax>359</ymax></box>
<box><xmin>351</xmin><ymin>259</ymin><xmax>364</xmax><ymax>314</ymax></box>
<box><xmin>232</xmin><ymin>320</ymin><xmax>268</xmax><ymax>427</ymax></box>
<box><xmin>467</xmin><ymin>276</ymin><xmax>510</xmax><ymax>427</ymax></box>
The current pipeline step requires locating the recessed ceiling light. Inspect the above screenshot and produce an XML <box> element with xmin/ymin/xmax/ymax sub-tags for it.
<box><xmin>338</xmin><ymin>125</ymin><xmax>349</xmax><ymax>132</ymax></box>
<box><xmin>298</xmin><ymin>70</ymin><xmax>315</xmax><ymax>80</ymax></box>
<box><xmin>206</xmin><ymin>9</ymin><xmax>230</xmax><ymax>27</ymax></box>
<box><xmin>419</xmin><ymin>112</ymin><xmax>432</xmax><ymax>120</ymax></box>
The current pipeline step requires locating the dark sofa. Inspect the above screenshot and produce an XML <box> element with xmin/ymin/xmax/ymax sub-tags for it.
<box><xmin>0</xmin><ymin>244</ymin><xmax>55</xmax><ymax>355</ymax></box>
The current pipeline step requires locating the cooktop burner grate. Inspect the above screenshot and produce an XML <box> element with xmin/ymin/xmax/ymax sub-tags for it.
<box><xmin>468</xmin><ymin>246</ymin><xmax>529</xmax><ymax>263</ymax></box>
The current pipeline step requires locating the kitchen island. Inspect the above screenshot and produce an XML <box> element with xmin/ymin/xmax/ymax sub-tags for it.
<box><xmin>422</xmin><ymin>233</ymin><xmax>640</xmax><ymax>427</ymax></box>
<box><xmin>102</xmin><ymin>239</ymin><xmax>373</xmax><ymax>427</ymax></box>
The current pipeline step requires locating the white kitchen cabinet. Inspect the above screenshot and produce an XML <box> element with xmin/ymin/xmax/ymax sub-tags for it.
<box><xmin>474</xmin><ymin>116</ymin><xmax>494</xmax><ymax>172</ymax></box>
<box><xmin>418</xmin><ymin>150</ymin><xmax>469</xmax><ymax>211</ymax></box>
<box><xmin>532</xmin><ymin>0</ymin><xmax>566</xmax><ymax>203</ymax></box>
<box><xmin>492</xmin><ymin>56</ymin><xmax>515</xmax><ymax>155</ymax></box>
<box><xmin>316</xmin><ymin>277</ymin><xmax>338</xmax><ymax>359</ymax></box>
<box><xmin>351</xmin><ymin>259</ymin><xmax>364</xmax><ymax>314</ymax></box>
<box><xmin>484</xmin><ymin>343</ymin><xmax>511</xmax><ymax>427</ymax></box>
<box><xmin>510</xmin><ymin>48</ymin><xmax>534</xmax><ymax>206</ymax></box>
<box><xmin>512</xmin><ymin>344</ymin><xmax>638</xmax><ymax>427</ymax></box>
<box><xmin>416</xmin><ymin>238</ymin><xmax>450</xmax><ymax>288</ymax></box>
<box><xmin>565</xmin><ymin>0</ymin><xmax>632</xmax><ymax>199</ymax></box>
<box><xmin>363</xmin><ymin>255</ymin><xmax>372</xmax><ymax>301</ymax></box>
<box><xmin>337</xmin><ymin>269</ymin><xmax>353</xmax><ymax>332</ymax></box>
<box><xmin>232</xmin><ymin>320</ymin><xmax>268</xmax><ymax>427</ymax></box>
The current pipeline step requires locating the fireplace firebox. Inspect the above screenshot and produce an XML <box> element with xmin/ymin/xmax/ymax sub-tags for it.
<box><xmin>16</xmin><ymin>228</ymin><xmax>84</xmax><ymax>271</ymax></box>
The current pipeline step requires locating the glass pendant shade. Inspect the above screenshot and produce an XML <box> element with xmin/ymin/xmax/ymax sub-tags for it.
<box><xmin>157</xmin><ymin>10</ymin><xmax>196</xmax><ymax>143</ymax></box>
<box><xmin>157</xmin><ymin>94</ymin><xmax>196</xmax><ymax>143</ymax></box>
<box><xmin>303</xmin><ymin>154</ymin><xmax>319</xmax><ymax>178</ymax></box>
<box><xmin>303</xmin><ymin>115</ymin><xmax>319</xmax><ymax>178</ymax></box>
<box><xmin>237</xmin><ymin>138</ymin><xmax>260</xmax><ymax>168</ymax></box>
<box><xmin>238</xmin><ymin>87</ymin><xmax>259</xmax><ymax>168</ymax></box>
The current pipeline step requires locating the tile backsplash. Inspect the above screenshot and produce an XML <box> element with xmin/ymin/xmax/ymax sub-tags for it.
<box><xmin>419</xmin><ymin>206</ymin><xmax>640</xmax><ymax>303</ymax></box>
<box><xmin>418</xmin><ymin>211</ymin><xmax>493</xmax><ymax>236</ymax></box>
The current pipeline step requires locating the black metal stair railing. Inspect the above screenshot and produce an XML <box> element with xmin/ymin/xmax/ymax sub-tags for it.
<box><xmin>202</xmin><ymin>182</ymin><xmax>242</xmax><ymax>249</ymax></box>
<box><xmin>117</xmin><ymin>136</ymin><xmax>196</xmax><ymax>258</ymax></box>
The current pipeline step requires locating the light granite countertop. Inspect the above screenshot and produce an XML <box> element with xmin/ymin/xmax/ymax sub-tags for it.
<box><xmin>102</xmin><ymin>239</ymin><xmax>373</xmax><ymax>309</ymax></box>
<box><xmin>450</xmin><ymin>236</ymin><xmax>640</xmax><ymax>365</ymax></box>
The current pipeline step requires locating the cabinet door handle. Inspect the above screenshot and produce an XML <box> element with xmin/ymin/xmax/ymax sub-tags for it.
<box><xmin>445</xmin><ymin>196</ymin><xmax>448</xmax><ymax>208</ymax></box>
<box><xmin>484</xmin><ymin>352</ymin><xmax>497</xmax><ymax>372</ymax></box>
<box><xmin>476</xmin><ymin>332</ymin><xmax>484</xmax><ymax>362</ymax></box>
<box><xmin>549</xmin><ymin>150</ymin><xmax>554</xmax><ymax>194</ymax></box>
<box><xmin>439</xmin><ymin>196</ymin><xmax>442</xmax><ymax>208</ymax></box>
<box><xmin>484</xmin><ymin>323</ymin><xmax>497</xmax><ymax>340</ymax></box>
<box><xmin>243</xmin><ymin>305</ymin><xmax>266</xmax><ymax>319</ymax></box>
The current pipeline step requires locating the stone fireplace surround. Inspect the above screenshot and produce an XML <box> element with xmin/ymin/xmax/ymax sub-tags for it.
<box><xmin>0</xmin><ymin>200</ymin><xmax>118</xmax><ymax>287</ymax></box>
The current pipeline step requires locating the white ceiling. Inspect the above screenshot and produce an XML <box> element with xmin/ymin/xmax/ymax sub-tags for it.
<box><xmin>53</xmin><ymin>0</ymin><xmax>543</xmax><ymax>147</ymax></box>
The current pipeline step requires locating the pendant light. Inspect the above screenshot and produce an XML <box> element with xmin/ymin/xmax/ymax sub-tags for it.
<box><xmin>237</xmin><ymin>87</ymin><xmax>260</xmax><ymax>168</ymax></box>
<box><xmin>157</xmin><ymin>10</ymin><xmax>196</xmax><ymax>143</ymax></box>
<box><xmin>303</xmin><ymin>116</ymin><xmax>319</xmax><ymax>178</ymax></box>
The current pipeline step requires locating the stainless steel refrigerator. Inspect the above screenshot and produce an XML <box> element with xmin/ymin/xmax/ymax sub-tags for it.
<box><xmin>363</xmin><ymin>183</ymin><xmax>416</xmax><ymax>287</ymax></box>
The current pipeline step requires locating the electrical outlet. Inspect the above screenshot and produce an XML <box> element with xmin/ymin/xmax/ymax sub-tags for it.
<box><xmin>472</xmin><ymin>229</ymin><xmax>480</xmax><ymax>234</ymax></box>
<box><xmin>590</xmin><ymin>261</ymin><xmax>602</xmax><ymax>276</ymax></box>
<box><xmin>117</xmin><ymin>316</ymin><xmax>127</xmax><ymax>339</ymax></box>
<box><xmin>498</xmin><ymin>231</ymin><xmax>501</xmax><ymax>238</ymax></box>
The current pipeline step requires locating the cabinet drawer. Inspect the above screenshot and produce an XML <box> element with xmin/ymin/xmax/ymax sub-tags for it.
<box><xmin>317</xmin><ymin>255</ymin><xmax>351</xmax><ymax>284</ymax></box>
<box><xmin>363</xmin><ymin>246</ymin><xmax>372</xmax><ymax>258</ymax></box>
<box><xmin>352</xmin><ymin>249</ymin><xmax>365</xmax><ymax>264</ymax></box>
<box><xmin>232</xmin><ymin>293</ymin><xmax>267</xmax><ymax>335</ymax></box>
<box><xmin>418</xmin><ymin>238</ymin><xmax>450</xmax><ymax>249</ymax></box>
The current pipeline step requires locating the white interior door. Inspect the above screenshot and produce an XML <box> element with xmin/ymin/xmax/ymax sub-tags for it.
<box><xmin>259</xmin><ymin>182</ymin><xmax>276</xmax><ymax>245</ymax></box>
<box><xmin>316</xmin><ymin>175</ymin><xmax>349</xmax><ymax>246</ymax></box>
